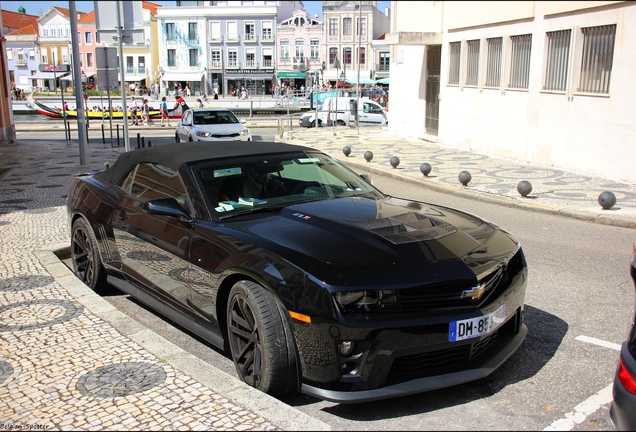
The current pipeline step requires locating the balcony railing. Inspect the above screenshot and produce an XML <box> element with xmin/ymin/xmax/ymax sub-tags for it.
<box><xmin>210</xmin><ymin>61</ymin><xmax>222</xmax><ymax>68</ymax></box>
<box><xmin>244</xmin><ymin>33</ymin><xmax>257</xmax><ymax>42</ymax></box>
<box><xmin>261</xmin><ymin>32</ymin><xmax>273</xmax><ymax>41</ymax></box>
<box><xmin>262</xmin><ymin>59</ymin><xmax>273</xmax><ymax>67</ymax></box>
<box><xmin>245</xmin><ymin>59</ymin><xmax>256</xmax><ymax>67</ymax></box>
<box><xmin>15</xmin><ymin>58</ymin><xmax>27</xmax><ymax>66</ymax></box>
<box><xmin>227</xmin><ymin>60</ymin><xmax>239</xmax><ymax>67</ymax></box>
<box><xmin>226</xmin><ymin>34</ymin><xmax>240</xmax><ymax>42</ymax></box>
<box><xmin>126</xmin><ymin>66</ymin><xmax>147</xmax><ymax>75</ymax></box>
<box><xmin>376</xmin><ymin>64</ymin><xmax>390</xmax><ymax>71</ymax></box>
<box><xmin>209</xmin><ymin>35</ymin><xmax>223</xmax><ymax>43</ymax></box>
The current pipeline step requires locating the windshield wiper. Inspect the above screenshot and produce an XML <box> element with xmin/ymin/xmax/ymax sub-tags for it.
<box><xmin>218</xmin><ymin>205</ymin><xmax>287</xmax><ymax>220</ymax></box>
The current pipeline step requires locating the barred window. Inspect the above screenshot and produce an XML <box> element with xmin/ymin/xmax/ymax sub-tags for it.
<box><xmin>466</xmin><ymin>39</ymin><xmax>480</xmax><ymax>86</ymax></box>
<box><xmin>485</xmin><ymin>37</ymin><xmax>502</xmax><ymax>87</ymax></box>
<box><xmin>578</xmin><ymin>24</ymin><xmax>615</xmax><ymax>94</ymax></box>
<box><xmin>509</xmin><ymin>34</ymin><xmax>532</xmax><ymax>89</ymax></box>
<box><xmin>448</xmin><ymin>42</ymin><xmax>460</xmax><ymax>84</ymax></box>
<box><xmin>544</xmin><ymin>29</ymin><xmax>570</xmax><ymax>91</ymax></box>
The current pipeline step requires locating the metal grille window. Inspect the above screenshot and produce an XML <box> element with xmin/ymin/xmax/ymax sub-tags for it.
<box><xmin>329</xmin><ymin>18</ymin><xmax>338</xmax><ymax>36</ymax></box>
<box><xmin>343</xmin><ymin>18</ymin><xmax>352</xmax><ymax>36</ymax></box>
<box><xmin>188</xmin><ymin>22</ymin><xmax>197</xmax><ymax>41</ymax></box>
<box><xmin>167</xmin><ymin>49</ymin><xmax>176</xmax><ymax>67</ymax></box>
<box><xmin>466</xmin><ymin>39</ymin><xmax>480</xmax><ymax>86</ymax></box>
<box><xmin>448</xmin><ymin>42</ymin><xmax>460</xmax><ymax>84</ymax></box>
<box><xmin>509</xmin><ymin>34</ymin><xmax>532</xmax><ymax>89</ymax></box>
<box><xmin>578</xmin><ymin>24</ymin><xmax>615</xmax><ymax>94</ymax></box>
<box><xmin>189</xmin><ymin>49</ymin><xmax>198</xmax><ymax>67</ymax></box>
<box><xmin>544</xmin><ymin>29</ymin><xmax>571</xmax><ymax>91</ymax></box>
<box><xmin>485</xmin><ymin>37</ymin><xmax>502</xmax><ymax>87</ymax></box>
<box><xmin>166</xmin><ymin>23</ymin><xmax>176</xmax><ymax>41</ymax></box>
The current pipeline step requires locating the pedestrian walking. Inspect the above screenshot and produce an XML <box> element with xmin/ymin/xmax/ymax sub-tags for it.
<box><xmin>196</xmin><ymin>98</ymin><xmax>203</xmax><ymax>108</ymax></box>
<box><xmin>160</xmin><ymin>96</ymin><xmax>170</xmax><ymax>127</ymax></box>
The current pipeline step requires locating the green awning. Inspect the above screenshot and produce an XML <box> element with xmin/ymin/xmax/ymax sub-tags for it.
<box><xmin>277</xmin><ymin>71</ymin><xmax>307</xmax><ymax>79</ymax></box>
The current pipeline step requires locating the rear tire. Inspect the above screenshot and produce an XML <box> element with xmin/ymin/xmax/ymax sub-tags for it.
<box><xmin>70</xmin><ymin>218</ymin><xmax>107</xmax><ymax>293</ymax></box>
<box><xmin>227</xmin><ymin>281</ymin><xmax>298</xmax><ymax>396</ymax></box>
<box><xmin>175</xmin><ymin>132</ymin><xmax>181</xmax><ymax>143</ymax></box>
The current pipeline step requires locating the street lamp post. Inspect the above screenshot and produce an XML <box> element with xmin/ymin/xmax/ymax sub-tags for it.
<box><xmin>81</xmin><ymin>72</ymin><xmax>88</xmax><ymax>127</ymax></box>
<box><xmin>332</xmin><ymin>57</ymin><xmax>340</xmax><ymax>136</ymax></box>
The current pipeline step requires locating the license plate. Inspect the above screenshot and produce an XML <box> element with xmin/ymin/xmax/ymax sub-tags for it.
<box><xmin>449</xmin><ymin>304</ymin><xmax>506</xmax><ymax>342</ymax></box>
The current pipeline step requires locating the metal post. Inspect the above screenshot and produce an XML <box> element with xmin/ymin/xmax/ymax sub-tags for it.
<box><xmin>116</xmin><ymin>1</ymin><xmax>130</xmax><ymax>151</ymax></box>
<box><xmin>59</xmin><ymin>68</ymin><xmax>68</xmax><ymax>141</ymax></box>
<box><xmin>69</xmin><ymin>1</ymin><xmax>87</xmax><ymax>165</ymax></box>
<box><xmin>356</xmin><ymin>0</ymin><xmax>362</xmax><ymax>134</ymax></box>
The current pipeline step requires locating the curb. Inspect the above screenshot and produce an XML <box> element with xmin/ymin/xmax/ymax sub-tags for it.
<box><xmin>34</xmin><ymin>243</ymin><xmax>331</xmax><ymax>432</ymax></box>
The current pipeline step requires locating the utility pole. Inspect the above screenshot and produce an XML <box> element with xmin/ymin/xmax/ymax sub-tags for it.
<box><xmin>116</xmin><ymin>1</ymin><xmax>130</xmax><ymax>151</ymax></box>
<box><xmin>69</xmin><ymin>1</ymin><xmax>87</xmax><ymax>164</ymax></box>
<box><xmin>356</xmin><ymin>1</ymin><xmax>362</xmax><ymax>134</ymax></box>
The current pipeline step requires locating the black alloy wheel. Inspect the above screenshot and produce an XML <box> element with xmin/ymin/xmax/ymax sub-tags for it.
<box><xmin>227</xmin><ymin>281</ymin><xmax>298</xmax><ymax>396</ymax></box>
<box><xmin>71</xmin><ymin>218</ymin><xmax>106</xmax><ymax>293</ymax></box>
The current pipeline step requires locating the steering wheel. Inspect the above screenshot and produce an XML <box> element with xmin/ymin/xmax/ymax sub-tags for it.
<box><xmin>292</xmin><ymin>182</ymin><xmax>321</xmax><ymax>195</ymax></box>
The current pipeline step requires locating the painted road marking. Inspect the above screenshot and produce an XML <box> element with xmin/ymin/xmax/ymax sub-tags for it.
<box><xmin>542</xmin><ymin>335</ymin><xmax>620</xmax><ymax>431</ymax></box>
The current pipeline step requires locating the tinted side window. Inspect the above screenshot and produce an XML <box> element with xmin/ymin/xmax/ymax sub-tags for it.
<box><xmin>123</xmin><ymin>163</ymin><xmax>187</xmax><ymax>207</ymax></box>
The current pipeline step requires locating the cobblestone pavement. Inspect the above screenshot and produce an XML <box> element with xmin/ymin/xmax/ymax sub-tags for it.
<box><xmin>278</xmin><ymin>126</ymin><xmax>636</xmax><ymax>229</ymax></box>
<box><xmin>0</xmin><ymin>137</ymin><xmax>329</xmax><ymax>431</ymax></box>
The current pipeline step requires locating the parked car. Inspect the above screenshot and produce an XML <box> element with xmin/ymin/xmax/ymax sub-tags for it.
<box><xmin>67</xmin><ymin>141</ymin><xmax>528</xmax><ymax>403</ymax></box>
<box><xmin>299</xmin><ymin>97</ymin><xmax>388</xmax><ymax>128</ymax></box>
<box><xmin>175</xmin><ymin>108</ymin><xmax>251</xmax><ymax>142</ymax></box>
<box><xmin>609</xmin><ymin>239</ymin><xmax>636</xmax><ymax>430</ymax></box>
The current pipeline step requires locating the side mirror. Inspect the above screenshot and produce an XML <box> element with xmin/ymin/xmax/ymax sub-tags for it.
<box><xmin>240</xmin><ymin>118</ymin><xmax>247</xmax><ymax>124</ymax></box>
<box><xmin>360</xmin><ymin>173</ymin><xmax>372</xmax><ymax>184</ymax></box>
<box><xmin>143</xmin><ymin>198</ymin><xmax>193</xmax><ymax>223</ymax></box>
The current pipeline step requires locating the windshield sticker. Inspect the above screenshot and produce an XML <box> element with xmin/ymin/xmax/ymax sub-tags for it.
<box><xmin>217</xmin><ymin>201</ymin><xmax>238</xmax><ymax>211</ymax></box>
<box><xmin>297</xmin><ymin>158</ymin><xmax>321</xmax><ymax>164</ymax></box>
<box><xmin>214</xmin><ymin>167</ymin><xmax>242</xmax><ymax>177</ymax></box>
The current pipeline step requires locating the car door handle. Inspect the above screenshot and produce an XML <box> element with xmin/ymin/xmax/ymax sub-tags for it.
<box><xmin>119</xmin><ymin>210</ymin><xmax>128</xmax><ymax>221</ymax></box>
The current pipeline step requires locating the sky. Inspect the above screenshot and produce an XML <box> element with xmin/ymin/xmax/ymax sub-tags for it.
<box><xmin>1</xmin><ymin>1</ymin><xmax>391</xmax><ymax>18</ymax></box>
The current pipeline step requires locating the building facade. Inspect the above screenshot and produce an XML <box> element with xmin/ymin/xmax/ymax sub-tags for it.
<box><xmin>321</xmin><ymin>1</ymin><xmax>389</xmax><ymax>86</ymax></box>
<box><xmin>4</xmin><ymin>24</ymin><xmax>39</xmax><ymax>93</ymax></box>
<box><xmin>35</xmin><ymin>7</ymin><xmax>86</xmax><ymax>91</ymax></box>
<box><xmin>387</xmin><ymin>1</ymin><xmax>636</xmax><ymax>183</ymax></box>
<box><xmin>276</xmin><ymin>9</ymin><xmax>322</xmax><ymax>90</ymax></box>
<box><xmin>157</xmin><ymin>1</ymin><xmax>301</xmax><ymax>98</ymax></box>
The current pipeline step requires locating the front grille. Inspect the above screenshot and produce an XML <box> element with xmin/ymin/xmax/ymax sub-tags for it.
<box><xmin>385</xmin><ymin>315</ymin><xmax>516</xmax><ymax>385</ymax></box>
<box><xmin>211</xmin><ymin>133</ymin><xmax>240</xmax><ymax>138</ymax></box>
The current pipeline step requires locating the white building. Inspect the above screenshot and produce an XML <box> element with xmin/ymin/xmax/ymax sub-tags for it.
<box><xmin>387</xmin><ymin>1</ymin><xmax>636</xmax><ymax>182</ymax></box>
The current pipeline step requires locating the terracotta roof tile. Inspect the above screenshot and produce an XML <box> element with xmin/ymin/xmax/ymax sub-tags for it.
<box><xmin>6</xmin><ymin>24</ymin><xmax>37</xmax><ymax>36</ymax></box>
<box><xmin>2</xmin><ymin>9</ymin><xmax>38</xmax><ymax>30</ymax></box>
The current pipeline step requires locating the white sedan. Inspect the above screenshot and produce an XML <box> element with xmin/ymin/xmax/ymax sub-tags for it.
<box><xmin>175</xmin><ymin>108</ymin><xmax>252</xmax><ymax>142</ymax></box>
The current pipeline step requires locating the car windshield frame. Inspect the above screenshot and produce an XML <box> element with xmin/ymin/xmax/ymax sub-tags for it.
<box><xmin>191</xmin><ymin>150</ymin><xmax>385</xmax><ymax>220</ymax></box>
<box><xmin>192</xmin><ymin>110</ymin><xmax>239</xmax><ymax>125</ymax></box>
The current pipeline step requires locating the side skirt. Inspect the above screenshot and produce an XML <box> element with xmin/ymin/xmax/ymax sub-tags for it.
<box><xmin>107</xmin><ymin>275</ymin><xmax>226</xmax><ymax>351</ymax></box>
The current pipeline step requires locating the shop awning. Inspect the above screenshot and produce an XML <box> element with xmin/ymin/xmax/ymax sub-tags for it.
<box><xmin>277</xmin><ymin>71</ymin><xmax>306</xmax><ymax>79</ymax></box>
<box><xmin>59</xmin><ymin>71</ymin><xmax>97</xmax><ymax>82</ymax></box>
<box><xmin>30</xmin><ymin>72</ymin><xmax>61</xmax><ymax>80</ymax></box>
<box><xmin>162</xmin><ymin>72</ymin><xmax>204</xmax><ymax>82</ymax></box>
<box><xmin>345</xmin><ymin>77</ymin><xmax>377</xmax><ymax>85</ymax></box>
<box><xmin>123</xmin><ymin>74</ymin><xmax>149</xmax><ymax>82</ymax></box>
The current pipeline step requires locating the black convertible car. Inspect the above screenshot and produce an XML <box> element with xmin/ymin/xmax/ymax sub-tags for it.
<box><xmin>68</xmin><ymin>141</ymin><xmax>528</xmax><ymax>403</ymax></box>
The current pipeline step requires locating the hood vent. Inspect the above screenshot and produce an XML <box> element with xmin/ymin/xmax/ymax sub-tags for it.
<box><xmin>353</xmin><ymin>212</ymin><xmax>457</xmax><ymax>244</ymax></box>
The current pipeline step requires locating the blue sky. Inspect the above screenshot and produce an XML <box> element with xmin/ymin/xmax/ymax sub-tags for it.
<box><xmin>2</xmin><ymin>1</ymin><xmax>390</xmax><ymax>18</ymax></box>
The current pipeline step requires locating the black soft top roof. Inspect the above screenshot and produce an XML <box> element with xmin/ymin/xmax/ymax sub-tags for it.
<box><xmin>95</xmin><ymin>141</ymin><xmax>315</xmax><ymax>185</ymax></box>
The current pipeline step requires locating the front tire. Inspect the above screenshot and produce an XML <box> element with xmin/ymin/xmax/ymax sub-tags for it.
<box><xmin>227</xmin><ymin>281</ymin><xmax>298</xmax><ymax>396</ymax></box>
<box><xmin>71</xmin><ymin>218</ymin><xmax>107</xmax><ymax>293</ymax></box>
<box><xmin>175</xmin><ymin>132</ymin><xmax>181</xmax><ymax>143</ymax></box>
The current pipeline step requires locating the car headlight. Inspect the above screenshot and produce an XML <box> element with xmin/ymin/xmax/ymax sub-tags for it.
<box><xmin>239</xmin><ymin>128</ymin><xmax>250</xmax><ymax>136</ymax></box>
<box><xmin>195</xmin><ymin>131</ymin><xmax>211</xmax><ymax>137</ymax></box>
<box><xmin>333</xmin><ymin>290</ymin><xmax>397</xmax><ymax>313</ymax></box>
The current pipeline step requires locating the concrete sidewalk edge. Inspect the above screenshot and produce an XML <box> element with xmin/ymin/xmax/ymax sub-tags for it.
<box><xmin>34</xmin><ymin>243</ymin><xmax>331</xmax><ymax>432</ymax></box>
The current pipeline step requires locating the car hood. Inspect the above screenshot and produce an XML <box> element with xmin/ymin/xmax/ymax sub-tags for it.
<box><xmin>189</xmin><ymin>123</ymin><xmax>247</xmax><ymax>133</ymax></box>
<box><xmin>229</xmin><ymin>196</ymin><xmax>519</xmax><ymax>283</ymax></box>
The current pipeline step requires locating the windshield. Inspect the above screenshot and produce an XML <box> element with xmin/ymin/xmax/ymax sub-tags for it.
<box><xmin>193</xmin><ymin>110</ymin><xmax>239</xmax><ymax>125</ymax></box>
<box><xmin>193</xmin><ymin>151</ymin><xmax>384</xmax><ymax>218</ymax></box>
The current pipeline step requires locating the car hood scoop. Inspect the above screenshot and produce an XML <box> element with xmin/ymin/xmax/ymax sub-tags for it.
<box><xmin>350</xmin><ymin>211</ymin><xmax>457</xmax><ymax>244</ymax></box>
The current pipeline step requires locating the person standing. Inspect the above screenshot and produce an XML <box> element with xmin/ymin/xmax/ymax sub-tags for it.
<box><xmin>129</xmin><ymin>96</ymin><xmax>139</xmax><ymax>126</ymax></box>
<box><xmin>196</xmin><ymin>98</ymin><xmax>203</xmax><ymax>108</ymax></box>
<box><xmin>160</xmin><ymin>96</ymin><xmax>170</xmax><ymax>127</ymax></box>
<box><xmin>141</xmin><ymin>99</ymin><xmax>150</xmax><ymax>126</ymax></box>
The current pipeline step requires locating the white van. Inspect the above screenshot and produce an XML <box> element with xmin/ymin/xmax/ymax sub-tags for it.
<box><xmin>299</xmin><ymin>97</ymin><xmax>388</xmax><ymax>128</ymax></box>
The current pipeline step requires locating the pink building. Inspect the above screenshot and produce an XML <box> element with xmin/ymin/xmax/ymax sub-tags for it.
<box><xmin>276</xmin><ymin>9</ymin><xmax>323</xmax><ymax>90</ymax></box>
<box><xmin>77</xmin><ymin>11</ymin><xmax>98</xmax><ymax>88</ymax></box>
